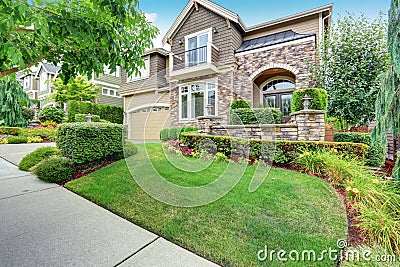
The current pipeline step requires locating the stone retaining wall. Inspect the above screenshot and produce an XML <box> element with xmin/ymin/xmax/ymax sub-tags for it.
<box><xmin>198</xmin><ymin>110</ymin><xmax>325</xmax><ymax>141</ymax></box>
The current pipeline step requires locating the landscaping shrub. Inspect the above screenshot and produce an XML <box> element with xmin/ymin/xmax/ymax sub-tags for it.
<box><xmin>18</xmin><ymin>146</ymin><xmax>61</xmax><ymax>171</ymax></box>
<box><xmin>32</xmin><ymin>156</ymin><xmax>74</xmax><ymax>183</ymax></box>
<box><xmin>5</xmin><ymin>136</ymin><xmax>28</xmax><ymax>144</ymax></box>
<box><xmin>75</xmin><ymin>114</ymin><xmax>101</xmax><ymax>122</ymax></box>
<box><xmin>68</xmin><ymin>100</ymin><xmax>123</xmax><ymax>124</ymax></box>
<box><xmin>180</xmin><ymin>133</ymin><xmax>369</xmax><ymax>163</ymax></box>
<box><xmin>123</xmin><ymin>141</ymin><xmax>138</xmax><ymax>158</ymax></box>
<box><xmin>291</xmin><ymin>88</ymin><xmax>328</xmax><ymax>112</ymax></box>
<box><xmin>27</xmin><ymin>136</ymin><xmax>43</xmax><ymax>143</ymax></box>
<box><xmin>334</xmin><ymin>132</ymin><xmax>385</xmax><ymax>167</ymax></box>
<box><xmin>19</xmin><ymin>127</ymin><xmax>57</xmax><ymax>141</ymax></box>
<box><xmin>160</xmin><ymin>126</ymin><xmax>198</xmax><ymax>141</ymax></box>
<box><xmin>57</xmin><ymin>122</ymin><xmax>125</xmax><ymax>163</ymax></box>
<box><xmin>21</xmin><ymin>107</ymin><xmax>35</xmax><ymax>121</ymax></box>
<box><xmin>40</xmin><ymin>120</ymin><xmax>57</xmax><ymax>128</ymax></box>
<box><xmin>230</xmin><ymin>100</ymin><xmax>251</xmax><ymax>109</ymax></box>
<box><xmin>230</xmin><ymin>108</ymin><xmax>282</xmax><ymax>125</ymax></box>
<box><xmin>39</xmin><ymin>106</ymin><xmax>65</xmax><ymax>123</ymax></box>
<box><xmin>0</xmin><ymin>126</ymin><xmax>22</xmax><ymax>136</ymax></box>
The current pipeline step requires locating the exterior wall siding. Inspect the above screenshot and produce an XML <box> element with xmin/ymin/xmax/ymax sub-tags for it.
<box><xmin>97</xmin><ymin>94</ymin><xmax>123</xmax><ymax>107</ymax></box>
<box><xmin>243</xmin><ymin>14</ymin><xmax>320</xmax><ymax>41</ymax></box>
<box><xmin>94</xmin><ymin>73</ymin><xmax>121</xmax><ymax>85</ymax></box>
<box><xmin>171</xmin><ymin>5</ymin><xmax>239</xmax><ymax>67</ymax></box>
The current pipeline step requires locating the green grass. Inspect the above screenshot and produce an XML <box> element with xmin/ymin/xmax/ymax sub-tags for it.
<box><xmin>65</xmin><ymin>143</ymin><xmax>347</xmax><ymax>266</ymax></box>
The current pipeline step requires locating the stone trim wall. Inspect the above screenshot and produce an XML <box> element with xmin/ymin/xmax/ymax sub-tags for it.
<box><xmin>198</xmin><ymin>110</ymin><xmax>325</xmax><ymax>141</ymax></box>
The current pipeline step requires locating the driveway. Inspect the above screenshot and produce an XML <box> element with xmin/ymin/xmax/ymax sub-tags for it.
<box><xmin>0</xmin><ymin>143</ymin><xmax>219</xmax><ymax>267</ymax></box>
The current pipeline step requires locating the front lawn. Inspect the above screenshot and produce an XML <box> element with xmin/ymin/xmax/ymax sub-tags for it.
<box><xmin>65</xmin><ymin>143</ymin><xmax>347</xmax><ymax>266</ymax></box>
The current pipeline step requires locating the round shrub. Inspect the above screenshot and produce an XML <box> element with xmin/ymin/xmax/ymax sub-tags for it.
<box><xmin>123</xmin><ymin>141</ymin><xmax>138</xmax><ymax>158</ymax></box>
<box><xmin>292</xmin><ymin>88</ymin><xmax>328</xmax><ymax>112</ymax></box>
<box><xmin>21</xmin><ymin>107</ymin><xmax>35</xmax><ymax>121</ymax></box>
<box><xmin>32</xmin><ymin>156</ymin><xmax>74</xmax><ymax>183</ymax></box>
<box><xmin>39</xmin><ymin>107</ymin><xmax>65</xmax><ymax>124</ymax></box>
<box><xmin>230</xmin><ymin>100</ymin><xmax>251</xmax><ymax>110</ymax></box>
<box><xmin>6</xmin><ymin>136</ymin><xmax>28</xmax><ymax>144</ymax></box>
<box><xmin>18</xmin><ymin>146</ymin><xmax>61</xmax><ymax>171</ymax></box>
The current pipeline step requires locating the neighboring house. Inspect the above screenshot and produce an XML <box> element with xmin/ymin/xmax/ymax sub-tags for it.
<box><xmin>17</xmin><ymin>63</ymin><xmax>123</xmax><ymax>108</ymax></box>
<box><xmin>121</xmin><ymin>0</ymin><xmax>332</xmax><ymax>140</ymax></box>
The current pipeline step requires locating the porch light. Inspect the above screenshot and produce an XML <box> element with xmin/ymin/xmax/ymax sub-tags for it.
<box><xmin>206</xmin><ymin>104</ymin><xmax>214</xmax><ymax>116</ymax></box>
<box><xmin>86</xmin><ymin>113</ymin><xmax>93</xmax><ymax>123</ymax></box>
<box><xmin>213</xmin><ymin>27</ymin><xmax>218</xmax><ymax>34</ymax></box>
<box><xmin>178</xmin><ymin>40</ymin><xmax>183</xmax><ymax>45</ymax></box>
<box><xmin>302</xmin><ymin>94</ymin><xmax>312</xmax><ymax>110</ymax></box>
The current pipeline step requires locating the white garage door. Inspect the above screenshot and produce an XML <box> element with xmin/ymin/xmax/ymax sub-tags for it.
<box><xmin>129</xmin><ymin>107</ymin><xmax>171</xmax><ymax>140</ymax></box>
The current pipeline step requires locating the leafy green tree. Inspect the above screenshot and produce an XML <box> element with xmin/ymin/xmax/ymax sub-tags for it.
<box><xmin>372</xmin><ymin>0</ymin><xmax>400</xmax><ymax>178</ymax></box>
<box><xmin>0</xmin><ymin>77</ymin><xmax>29</xmax><ymax>127</ymax></box>
<box><xmin>0</xmin><ymin>0</ymin><xmax>158</xmax><ymax>82</ymax></box>
<box><xmin>52</xmin><ymin>76</ymin><xmax>100</xmax><ymax>104</ymax></box>
<box><xmin>312</xmin><ymin>14</ymin><xmax>389</xmax><ymax>127</ymax></box>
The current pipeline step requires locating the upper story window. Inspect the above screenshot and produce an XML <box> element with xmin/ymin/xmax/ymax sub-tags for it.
<box><xmin>179</xmin><ymin>79</ymin><xmax>217</xmax><ymax>120</ymax></box>
<box><xmin>24</xmin><ymin>77</ymin><xmax>29</xmax><ymax>89</ymax></box>
<box><xmin>102</xmin><ymin>87</ymin><xmax>121</xmax><ymax>98</ymax></box>
<box><xmin>185</xmin><ymin>28</ymin><xmax>212</xmax><ymax>67</ymax></box>
<box><xmin>127</xmin><ymin>57</ymin><xmax>150</xmax><ymax>82</ymax></box>
<box><xmin>103</xmin><ymin>65</ymin><xmax>121</xmax><ymax>78</ymax></box>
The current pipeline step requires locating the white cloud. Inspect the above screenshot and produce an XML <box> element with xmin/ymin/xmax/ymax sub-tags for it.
<box><xmin>145</xmin><ymin>12</ymin><xmax>158</xmax><ymax>23</ymax></box>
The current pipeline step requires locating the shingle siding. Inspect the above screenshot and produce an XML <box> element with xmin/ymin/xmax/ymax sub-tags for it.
<box><xmin>97</xmin><ymin>94</ymin><xmax>123</xmax><ymax>107</ymax></box>
<box><xmin>94</xmin><ymin>73</ymin><xmax>121</xmax><ymax>86</ymax></box>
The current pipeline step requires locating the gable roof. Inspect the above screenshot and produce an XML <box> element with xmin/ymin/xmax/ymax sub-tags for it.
<box><xmin>162</xmin><ymin>0</ymin><xmax>245</xmax><ymax>45</ymax></box>
<box><xmin>34</xmin><ymin>62</ymin><xmax>61</xmax><ymax>78</ymax></box>
<box><xmin>162</xmin><ymin>0</ymin><xmax>332</xmax><ymax>45</ymax></box>
<box><xmin>236</xmin><ymin>30</ymin><xmax>315</xmax><ymax>53</ymax></box>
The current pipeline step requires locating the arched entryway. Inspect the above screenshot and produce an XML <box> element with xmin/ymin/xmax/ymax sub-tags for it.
<box><xmin>253</xmin><ymin>67</ymin><xmax>296</xmax><ymax>119</ymax></box>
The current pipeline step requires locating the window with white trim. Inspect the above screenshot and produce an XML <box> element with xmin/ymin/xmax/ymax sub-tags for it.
<box><xmin>185</xmin><ymin>28</ymin><xmax>212</xmax><ymax>67</ymax></box>
<box><xmin>103</xmin><ymin>65</ymin><xmax>121</xmax><ymax>77</ymax></box>
<box><xmin>102</xmin><ymin>87</ymin><xmax>121</xmax><ymax>98</ymax></box>
<box><xmin>127</xmin><ymin>57</ymin><xmax>150</xmax><ymax>82</ymax></box>
<box><xmin>179</xmin><ymin>80</ymin><xmax>217</xmax><ymax>120</ymax></box>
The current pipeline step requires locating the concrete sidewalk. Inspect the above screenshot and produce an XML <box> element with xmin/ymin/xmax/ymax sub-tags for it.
<box><xmin>0</xmin><ymin>144</ymin><xmax>219</xmax><ymax>267</ymax></box>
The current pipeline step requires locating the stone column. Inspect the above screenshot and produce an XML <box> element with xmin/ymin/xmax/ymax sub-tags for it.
<box><xmin>197</xmin><ymin>116</ymin><xmax>222</xmax><ymax>135</ymax></box>
<box><xmin>291</xmin><ymin>110</ymin><xmax>325</xmax><ymax>141</ymax></box>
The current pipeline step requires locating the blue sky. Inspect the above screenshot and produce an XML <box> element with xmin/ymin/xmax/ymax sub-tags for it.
<box><xmin>139</xmin><ymin>0</ymin><xmax>390</xmax><ymax>47</ymax></box>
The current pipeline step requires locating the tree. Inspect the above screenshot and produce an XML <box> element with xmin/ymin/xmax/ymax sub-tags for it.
<box><xmin>52</xmin><ymin>76</ymin><xmax>100</xmax><ymax>104</ymax></box>
<box><xmin>372</xmin><ymin>0</ymin><xmax>400</xmax><ymax>178</ymax></box>
<box><xmin>0</xmin><ymin>0</ymin><xmax>158</xmax><ymax>82</ymax></box>
<box><xmin>0</xmin><ymin>77</ymin><xmax>29</xmax><ymax>127</ymax></box>
<box><xmin>312</xmin><ymin>14</ymin><xmax>389</xmax><ymax>127</ymax></box>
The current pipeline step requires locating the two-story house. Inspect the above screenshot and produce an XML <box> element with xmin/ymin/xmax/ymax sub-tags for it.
<box><xmin>17</xmin><ymin>63</ymin><xmax>123</xmax><ymax>108</ymax></box>
<box><xmin>121</xmin><ymin>0</ymin><xmax>332</xmax><ymax>140</ymax></box>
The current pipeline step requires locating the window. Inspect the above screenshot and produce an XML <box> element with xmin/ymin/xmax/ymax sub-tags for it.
<box><xmin>263</xmin><ymin>78</ymin><xmax>295</xmax><ymax>117</ymax></box>
<box><xmin>179</xmin><ymin>80</ymin><xmax>217</xmax><ymax>120</ymax></box>
<box><xmin>185</xmin><ymin>29</ymin><xmax>211</xmax><ymax>67</ymax></box>
<box><xmin>103</xmin><ymin>65</ymin><xmax>121</xmax><ymax>77</ymax></box>
<box><xmin>102</xmin><ymin>87</ymin><xmax>121</xmax><ymax>98</ymax></box>
<box><xmin>127</xmin><ymin>57</ymin><xmax>150</xmax><ymax>82</ymax></box>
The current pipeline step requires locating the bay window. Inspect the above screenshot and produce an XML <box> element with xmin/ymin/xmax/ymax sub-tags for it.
<box><xmin>179</xmin><ymin>80</ymin><xmax>217</xmax><ymax>120</ymax></box>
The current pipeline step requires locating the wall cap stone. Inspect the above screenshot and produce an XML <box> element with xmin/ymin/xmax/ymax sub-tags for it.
<box><xmin>290</xmin><ymin>110</ymin><xmax>326</xmax><ymax>116</ymax></box>
<box><xmin>212</xmin><ymin>124</ymin><xmax>297</xmax><ymax>129</ymax></box>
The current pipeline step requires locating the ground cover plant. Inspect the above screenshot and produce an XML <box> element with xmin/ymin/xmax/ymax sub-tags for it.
<box><xmin>65</xmin><ymin>143</ymin><xmax>347</xmax><ymax>266</ymax></box>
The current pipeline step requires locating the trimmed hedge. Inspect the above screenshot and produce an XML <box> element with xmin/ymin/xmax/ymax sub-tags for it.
<box><xmin>230</xmin><ymin>100</ymin><xmax>251</xmax><ymax>109</ymax></box>
<box><xmin>68</xmin><ymin>100</ymin><xmax>123</xmax><ymax>124</ymax></box>
<box><xmin>75</xmin><ymin>114</ymin><xmax>101</xmax><ymax>122</ymax></box>
<box><xmin>292</xmin><ymin>88</ymin><xmax>328</xmax><ymax>112</ymax></box>
<box><xmin>32</xmin><ymin>156</ymin><xmax>74</xmax><ymax>183</ymax></box>
<box><xmin>334</xmin><ymin>132</ymin><xmax>385</xmax><ymax>167</ymax></box>
<box><xmin>57</xmin><ymin>122</ymin><xmax>126</xmax><ymax>163</ymax></box>
<box><xmin>18</xmin><ymin>147</ymin><xmax>61</xmax><ymax>171</ymax></box>
<box><xmin>230</xmin><ymin>108</ymin><xmax>282</xmax><ymax>125</ymax></box>
<box><xmin>160</xmin><ymin>126</ymin><xmax>198</xmax><ymax>141</ymax></box>
<box><xmin>39</xmin><ymin>106</ymin><xmax>65</xmax><ymax>123</ymax></box>
<box><xmin>180</xmin><ymin>133</ymin><xmax>369</xmax><ymax>163</ymax></box>
<box><xmin>22</xmin><ymin>107</ymin><xmax>35</xmax><ymax>121</ymax></box>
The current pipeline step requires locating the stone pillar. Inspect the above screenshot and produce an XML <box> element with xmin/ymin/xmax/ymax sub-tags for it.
<box><xmin>197</xmin><ymin>116</ymin><xmax>222</xmax><ymax>135</ymax></box>
<box><xmin>291</xmin><ymin>110</ymin><xmax>325</xmax><ymax>141</ymax></box>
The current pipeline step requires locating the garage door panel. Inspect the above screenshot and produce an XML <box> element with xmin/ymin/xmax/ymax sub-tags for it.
<box><xmin>130</xmin><ymin>109</ymin><xmax>170</xmax><ymax>140</ymax></box>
